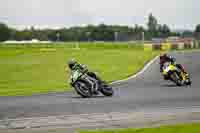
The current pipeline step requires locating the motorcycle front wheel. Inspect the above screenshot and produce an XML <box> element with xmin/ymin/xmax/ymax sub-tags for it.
<box><xmin>170</xmin><ymin>72</ymin><xmax>182</xmax><ymax>86</ymax></box>
<box><xmin>74</xmin><ymin>80</ymin><xmax>92</xmax><ymax>98</ymax></box>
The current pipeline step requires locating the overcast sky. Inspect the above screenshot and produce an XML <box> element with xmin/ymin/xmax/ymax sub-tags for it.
<box><xmin>0</xmin><ymin>0</ymin><xmax>199</xmax><ymax>30</ymax></box>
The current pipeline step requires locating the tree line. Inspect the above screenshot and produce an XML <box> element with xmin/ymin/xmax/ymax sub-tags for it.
<box><xmin>0</xmin><ymin>14</ymin><xmax>200</xmax><ymax>42</ymax></box>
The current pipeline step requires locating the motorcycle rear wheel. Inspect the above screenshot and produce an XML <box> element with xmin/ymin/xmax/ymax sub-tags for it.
<box><xmin>100</xmin><ymin>83</ymin><xmax>113</xmax><ymax>96</ymax></box>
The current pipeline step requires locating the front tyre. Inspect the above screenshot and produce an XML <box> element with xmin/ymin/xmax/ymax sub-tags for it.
<box><xmin>171</xmin><ymin>72</ymin><xmax>182</xmax><ymax>86</ymax></box>
<box><xmin>176</xmin><ymin>79</ymin><xmax>182</xmax><ymax>86</ymax></box>
<box><xmin>185</xmin><ymin>77</ymin><xmax>192</xmax><ymax>86</ymax></box>
<box><xmin>74</xmin><ymin>80</ymin><xmax>92</xmax><ymax>98</ymax></box>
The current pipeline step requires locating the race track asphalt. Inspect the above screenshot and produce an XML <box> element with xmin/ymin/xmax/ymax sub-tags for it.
<box><xmin>0</xmin><ymin>51</ymin><xmax>200</xmax><ymax>130</ymax></box>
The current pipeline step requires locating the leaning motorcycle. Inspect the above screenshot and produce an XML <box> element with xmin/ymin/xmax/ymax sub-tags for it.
<box><xmin>162</xmin><ymin>62</ymin><xmax>192</xmax><ymax>86</ymax></box>
<box><xmin>70</xmin><ymin>69</ymin><xmax>113</xmax><ymax>98</ymax></box>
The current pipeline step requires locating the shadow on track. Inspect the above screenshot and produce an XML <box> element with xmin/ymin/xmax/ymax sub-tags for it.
<box><xmin>160</xmin><ymin>84</ymin><xmax>179</xmax><ymax>87</ymax></box>
<box><xmin>160</xmin><ymin>84</ymin><xmax>192</xmax><ymax>88</ymax></box>
<box><xmin>71</xmin><ymin>95</ymin><xmax>108</xmax><ymax>99</ymax></box>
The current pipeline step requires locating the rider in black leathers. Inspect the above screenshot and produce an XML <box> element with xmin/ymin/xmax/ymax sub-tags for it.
<box><xmin>67</xmin><ymin>59</ymin><xmax>101</xmax><ymax>80</ymax></box>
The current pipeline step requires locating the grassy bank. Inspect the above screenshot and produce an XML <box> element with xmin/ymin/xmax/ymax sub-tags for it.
<box><xmin>0</xmin><ymin>43</ymin><xmax>158</xmax><ymax>96</ymax></box>
<box><xmin>80</xmin><ymin>123</ymin><xmax>200</xmax><ymax>133</ymax></box>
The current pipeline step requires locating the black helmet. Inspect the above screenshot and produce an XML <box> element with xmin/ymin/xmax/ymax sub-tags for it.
<box><xmin>68</xmin><ymin>59</ymin><xmax>77</xmax><ymax>69</ymax></box>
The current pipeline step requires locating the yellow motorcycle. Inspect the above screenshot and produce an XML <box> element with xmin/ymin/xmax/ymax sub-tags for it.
<box><xmin>162</xmin><ymin>62</ymin><xmax>191</xmax><ymax>86</ymax></box>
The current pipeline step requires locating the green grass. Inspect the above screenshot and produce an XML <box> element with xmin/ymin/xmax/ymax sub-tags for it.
<box><xmin>0</xmin><ymin>43</ymin><xmax>159</xmax><ymax>96</ymax></box>
<box><xmin>79</xmin><ymin>123</ymin><xmax>200</xmax><ymax>133</ymax></box>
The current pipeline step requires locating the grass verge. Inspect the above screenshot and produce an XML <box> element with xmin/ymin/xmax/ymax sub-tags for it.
<box><xmin>79</xmin><ymin>123</ymin><xmax>200</xmax><ymax>133</ymax></box>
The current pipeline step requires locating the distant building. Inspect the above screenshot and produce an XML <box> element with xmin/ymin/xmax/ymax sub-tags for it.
<box><xmin>166</xmin><ymin>36</ymin><xmax>180</xmax><ymax>42</ymax></box>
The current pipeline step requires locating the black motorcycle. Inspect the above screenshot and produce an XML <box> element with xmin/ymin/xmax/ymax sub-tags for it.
<box><xmin>70</xmin><ymin>69</ymin><xmax>113</xmax><ymax>98</ymax></box>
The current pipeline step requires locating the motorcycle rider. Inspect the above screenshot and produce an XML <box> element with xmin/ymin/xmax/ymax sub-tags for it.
<box><xmin>67</xmin><ymin>59</ymin><xmax>103</xmax><ymax>93</ymax></box>
<box><xmin>67</xmin><ymin>59</ymin><xmax>87</xmax><ymax>74</ymax></box>
<box><xmin>159</xmin><ymin>53</ymin><xmax>188</xmax><ymax>79</ymax></box>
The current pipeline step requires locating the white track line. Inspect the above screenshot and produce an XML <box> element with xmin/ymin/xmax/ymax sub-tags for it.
<box><xmin>111</xmin><ymin>55</ymin><xmax>159</xmax><ymax>84</ymax></box>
